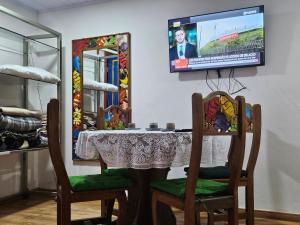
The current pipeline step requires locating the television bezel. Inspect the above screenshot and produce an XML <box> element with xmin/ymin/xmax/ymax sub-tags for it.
<box><xmin>168</xmin><ymin>5</ymin><xmax>265</xmax><ymax>73</ymax></box>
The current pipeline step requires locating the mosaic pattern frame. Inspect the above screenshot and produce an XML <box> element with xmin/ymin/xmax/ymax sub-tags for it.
<box><xmin>72</xmin><ymin>33</ymin><xmax>131</xmax><ymax>160</ymax></box>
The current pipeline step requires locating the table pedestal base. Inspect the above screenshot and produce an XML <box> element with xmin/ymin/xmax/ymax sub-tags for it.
<box><xmin>127</xmin><ymin>168</ymin><xmax>176</xmax><ymax>225</ymax></box>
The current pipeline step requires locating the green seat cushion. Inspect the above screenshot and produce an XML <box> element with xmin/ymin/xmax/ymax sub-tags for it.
<box><xmin>69</xmin><ymin>174</ymin><xmax>132</xmax><ymax>192</ymax></box>
<box><xmin>151</xmin><ymin>178</ymin><xmax>228</xmax><ymax>198</ymax></box>
<box><xmin>184</xmin><ymin>166</ymin><xmax>247</xmax><ymax>179</ymax></box>
<box><xmin>103</xmin><ymin>168</ymin><xmax>129</xmax><ymax>177</ymax></box>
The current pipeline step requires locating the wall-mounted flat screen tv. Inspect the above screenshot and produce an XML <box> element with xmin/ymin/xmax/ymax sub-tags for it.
<box><xmin>168</xmin><ymin>5</ymin><xmax>265</xmax><ymax>73</ymax></box>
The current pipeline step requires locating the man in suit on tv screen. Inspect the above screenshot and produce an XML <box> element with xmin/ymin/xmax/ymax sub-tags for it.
<box><xmin>169</xmin><ymin>27</ymin><xmax>198</xmax><ymax>61</ymax></box>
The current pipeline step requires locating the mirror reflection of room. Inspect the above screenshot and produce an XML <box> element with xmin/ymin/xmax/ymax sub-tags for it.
<box><xmin>72</xmin><ymin>33</ymin><xmax>131</xmax><ymax>159</ymax></box>
<box><xmin>82</xmin><ymin>48</ymin><xmax>119</xmax><ymax>131</ymax></box>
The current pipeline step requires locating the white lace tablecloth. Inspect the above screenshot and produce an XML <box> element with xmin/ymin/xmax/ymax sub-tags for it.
<box><xmin>75</xmin><ymin>129</ymin><xmax>227</xmax><ymax>169</ymax></box>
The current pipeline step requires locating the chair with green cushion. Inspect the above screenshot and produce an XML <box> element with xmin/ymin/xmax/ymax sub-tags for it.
<box><xmin>151</xmin><ymin>91</ymin><xmax>247</xmax><ymax>225</ymax></box>
<box><xmin>151</xmin><ymin>178</ymin><xmax>229</xmax><ymax>198</ymax></box>
<box><xmin>47</xmin><ymin>99</ymin><xmax>131</xmax><ymax>225</ymax></box>
<box><xmin>97</xmin><ymin>105</ymin><xmax>130</xmax><ymax>178</ymax></box>
<box><xmin>197</xmin><ymin>104</ymin><xmax>261</xmax><ymax>225</ymax></box>
<box><xmin>184</xmin><ymin>103</ymin><xmax>261</xmax><ymax>225</ymax></box>
<box><xmin>97</xmin><ymin>105</ymin><xmax>131</xmax><ymax>218</ymax></box>
<box><xmin>103</xmin><ymin>168</ymin><xmax>130</xmax><ymax>177</ymax></box>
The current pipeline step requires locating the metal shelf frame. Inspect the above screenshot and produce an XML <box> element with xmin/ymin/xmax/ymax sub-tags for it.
<box><xmin>0</xmin><ymin>5</ymin><xmax>62</xmax><ymax>198</ymax></box>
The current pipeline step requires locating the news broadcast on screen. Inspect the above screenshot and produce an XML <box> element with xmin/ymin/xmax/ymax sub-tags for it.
<box><xmin>168</xmin><ymin>6</ymin><xmax>265</xmax><ymax>73</ymax></box>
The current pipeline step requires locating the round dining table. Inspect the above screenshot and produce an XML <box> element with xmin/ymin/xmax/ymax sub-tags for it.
<box><xmin>75</xmin><ymin>129</ymin><xmax>225</xmax><ymax>225</ymax></box>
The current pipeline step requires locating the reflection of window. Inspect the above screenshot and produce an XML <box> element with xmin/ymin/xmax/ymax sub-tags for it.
<box><xmin>106</xmin><ymin>57</ymin><xmax>119</xmax><ymax>107</ymax></box>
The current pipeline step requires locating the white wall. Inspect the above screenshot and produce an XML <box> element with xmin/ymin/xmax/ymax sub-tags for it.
<box><xmin>38</xmin><ymin>0</ymin><xmax>300</xmax><ymax>214</ymax></box>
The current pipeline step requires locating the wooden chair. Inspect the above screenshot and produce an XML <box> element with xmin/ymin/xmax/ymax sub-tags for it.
<box><xmin>97</xmin><ymin>105</ymin><xmax>132</xmax><ymax>218</ymax></box>
<box><xmin>96</xmin><ymin>105</ymin><xmax>131</xmax><ymax>174</ymax></box>
<box><xmin>47</xmin><ymin>99</ymin><xmax>131</xmax><ymax>225</ymax></box>
<box><xmin>97</xmin><ymin>105</ymin><xmax>131</xmax><ymax>130</ymax></box>
<box><xmin>199</xmin><ymin>103</ymin><xmax>261</xmax><ymax>225</ymax></box>
<box><xmin>151</xmin><ymin>91</ymin><xmax>246</xmax><ymax>225</ymax></box>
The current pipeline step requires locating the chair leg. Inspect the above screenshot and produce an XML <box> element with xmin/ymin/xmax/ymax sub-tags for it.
<box><xmin>106</xmin><ymin>199</ymin><xmax>115</xmax><ymax>224</ymax></box>
<box><xmin>184</xmin><ymin>207</ymin><xmax>195</xmax><ymax>225</ymax></box>
<box><xmin>116</xmin><ymin>192</ymin><xmax>127</xmax><ymax>225</ymax></box>
<box><xmin>228</xmin><ymin>196</ymin><xmax>239</xmax><ymax>225</ymax></box>
<box><xmin>246</xmin><ymin>178</ymin><xmax>254</xmax><ymax>225</ymax></box>
<box><xmin>207</xmin><ymin>212</ymin><xmax>214</xmax><ymax>225</ymax></box>
<box><xmin>195</xmin><ymin>211</ymin><xmax>201</xmax><ymax>225</ymax></box>
<box><xmin>57</xmin><ymin>196</ymin><xmax>62</xmax><ymax>225</ymax></box>
<box><xmin>152</xmin><ymin>192</ymin><xmax>159</xmax><ymax>225</ymax></box>
<box><xmin>101</xmin><ymin>200</ymin><xmax>107</xmax><ymax>218</ymax></box>
<box><xmin>61</xmin><ymin>200</ymin><xmax>71</xmax><ymax>225</ymax></box>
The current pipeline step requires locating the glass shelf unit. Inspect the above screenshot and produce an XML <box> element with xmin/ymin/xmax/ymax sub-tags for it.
<box><xmin>0</xmin><ymin>26</ymin><xmax>59</xmax><ymax>52</ymax></box>
<box><xmin>0</xmin><ymin>5</ymin><xmax>62</xmax><ymax>198</ymax></box>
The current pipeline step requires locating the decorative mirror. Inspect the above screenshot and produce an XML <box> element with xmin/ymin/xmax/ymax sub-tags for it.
<box><xmin>72</xmin><ymin>33</ymin><xmax>131</xmax><ymax>160</ymax></box>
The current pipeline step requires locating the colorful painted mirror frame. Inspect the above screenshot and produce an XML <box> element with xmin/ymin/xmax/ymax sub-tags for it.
<box><xmin>72</xmin><ymin>33</ymin><xmax>131</xmax><ymax>160</ymax></box>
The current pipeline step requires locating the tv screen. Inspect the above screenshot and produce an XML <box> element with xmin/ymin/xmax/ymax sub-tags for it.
<box><xmin>168</xmin><ymin>5</ymin><xmax>265</xmax><ymax>73</ymax></box>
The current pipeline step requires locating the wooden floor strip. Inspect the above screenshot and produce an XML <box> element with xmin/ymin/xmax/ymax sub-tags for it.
<box><xmin>0</xmin><ymin>193</ymin><xmax>298</xmax><ymax>225</ymax></box>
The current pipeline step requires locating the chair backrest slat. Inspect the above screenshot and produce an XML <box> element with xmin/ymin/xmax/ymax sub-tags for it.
<box><xmin>246</xmin><ymin>104</ymin><xmax>261</xmax><ymax>175</ymax></box>
<box><xmin>185</xmin><ymin>93</ymin><xmax>204</xmax><ymax>206</ymax></box>
<box><xmin>228</xmin><ymin>96</ymin><xmax>246</xmax><ymax>192</ymax></box>
<box><xmin>227</xmin><ymin>103</ymin><xmax>262</xmax><ymax>177</ymax></box>
<box><xmin>47</xmin><ymin>99</ymin><xmax>71</xmax><ymax>190</ymax></box>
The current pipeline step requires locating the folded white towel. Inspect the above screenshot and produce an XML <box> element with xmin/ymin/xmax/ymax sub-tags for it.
<box><xmin>0</xmin><ymin>107</ymin><xmax>42</xmax><ymax>119</ymax></box>
<box><xmin>83</xmin><ymin>78</ymin><xmax>118</xmax><ymax>92</ymax></box>
<box><xmin>0</xmin><ymin>64</ymin><xmax>60</xmax><ymax>84</ymax></box>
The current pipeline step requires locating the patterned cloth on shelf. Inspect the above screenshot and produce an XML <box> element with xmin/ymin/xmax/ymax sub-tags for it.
<box><xmin>39</xmin><ymin>135</ymin><xmax>48</xmax><ymax>147</ymax></box>
<box><xmin>41</xmin><ymin>114</ymin><xmax>47</xmax><ymax>127</ymax></box>
<box><xmin>40</xmin><ymin>115</ymin><xmax>47</xmax><ymax>136</ymax></box>
<box><xmin>0</xmin><ymin>114</ymin><xmax>42</xmax><ymax>132</ymax></box>
<box><xmin>83</xmin><ymin>112</ymin><xmax>97</xmax><ymax>130</ymax></box>
<box><xmin>0</xmin><ymin>106</ymin><xmax>46</xmax><ymax>151</ymax></box>
<box><xmin>0</xmin><ymin>129</ymin><xmax>42</xmax><ymax>151</ymax></box>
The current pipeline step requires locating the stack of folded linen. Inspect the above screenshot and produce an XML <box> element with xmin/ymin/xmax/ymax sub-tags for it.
<box><xmin>0</xmin><ymin>107</ymin><xmax>47</xmax><ymax>151</ymax></box>
<box><xmin>39</xmin><ymin>114</ymin><xmax>48</xmax><ymax>146</ymax></box>
<box><xmin>83</xmin><ymin>112</ymin><xmax>97</xmax><ymax>130</ymax></box>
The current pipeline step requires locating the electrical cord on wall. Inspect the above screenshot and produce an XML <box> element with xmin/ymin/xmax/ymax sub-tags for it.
<box><xmin>228</xmin><ymin>68</ymin><xmax>247</xmax><ymax>95</ymax></box>
<box><xmin>206</xmin><ymin>70</ymin><xmax>220</xmax><ymax>91</ymax></box>
<box><xmin>205</xmin><ymin>68</ymin><xmax>247</xmax><ymax>95</ymax></box>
